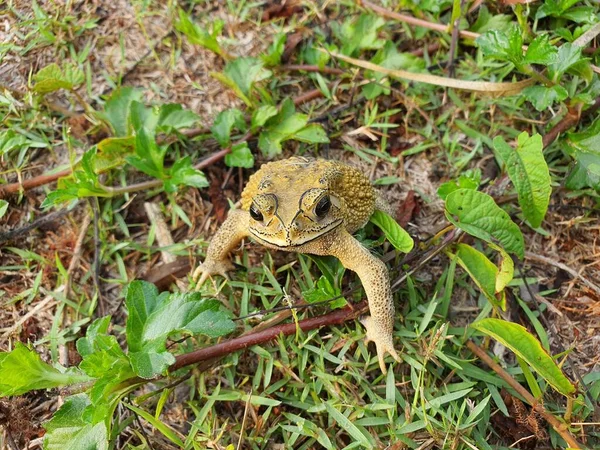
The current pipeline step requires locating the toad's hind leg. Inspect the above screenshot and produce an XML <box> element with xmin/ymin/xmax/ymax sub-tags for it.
<box><xmin>193</xmin><ymin>209</ymin><xmax>250</xmax><ymax>287</ymax></box>
<box><xmin>307</xmin><ymin>230</ymin><xmax>401</xmax><ymax>373</ymax></box>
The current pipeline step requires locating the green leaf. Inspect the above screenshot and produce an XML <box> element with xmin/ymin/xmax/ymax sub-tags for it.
<box><xmin>124</xmin><ymin>403</ymin><xmax>185</xmax><ymax>447</ymax></box>
<box><xmin>33</xmin><ymin>63</ymin><xmax>84</xmax><ymax>95</ymax></box>
<box><xmin>470</xmin><ymin>6</ymin><xmax>512</xmax><ymax>34</ymax></box>
<box><xmin>337</xmin><ymin>14</ymin><xmax>385</xmax><ymax>56</ymax></box>
<box><xmin>0</xmin><ymin>342</ymin><xmax>91</xmax><ymax>397</ymax></box>
<box><xmin>565</xmin><ymin>118</ymin><xmax>600</xmax><ymax>191</ymax></box>
<box><xmin>524</xmin><ymin>34</ymin><xmax>558</xmax><ymax>65</ymax></box>
<box><xmin>444</xmin><ymin>189</ymin><xmax>525</xmax><ymax>258</ymax></box>
<box><xmin>292</xmin><ymin>124</ymin><xmax>330</xmax><ymax>144</ymax></box>
<box><xmin>125</xmin><ymin>281</ymin><xmax>235</xmax><ymax>378</ymax></box>
<box><xmin>157</xmin><ymin>103</ymin><xmax>200</xmax><ymax>132</ymax></box>
<box><xmin>437</xmin><ymin>175</ymin><xmax>479</xmax><ymax>201</ymax></box>
<box><xmin>175</xmin><ymin>8</ymin><xmax>223</xmax><ymax>56</ymax></box>
<box><xmin>251</xmin><ymin>105</ymin><xmax>278</xmax><ymax>130</ymax></box>
<box><xmin>212</xmin><ymin>57</ymin><xmax>272</xmax><ymax>107</ymax></box>
<box><xmin>476</xmin><ymin>25</ymin><xmax>523</xmax><ymax>66</ymax></box>
<box><xmin>548</xmin><ymin>43</ymin><xmax>589</xmax><ymax>82</ymax></box>
<box><xmin>521</xmin><ymin>85</ymin><xmax>568</xmax><ymax>111</ymax></box>
<box><xmin>262</xmin><ymin>33</ymin><xmax>286</xmax><ymax>67</ymax></box>
<box><xmin>453</xmin><ymin>244</ymin><xmax>505</xmax><ymax>310</ymax></box>
<box><xmin>44</xmin><ymin>394</ymin><xmax>108</xmax><ymax>450</ymax></box>
<box><xmin>303</xmin><ymin>275</ymin><xmax>346</xmax><ymax>309</ymax></box>
<box><xmin>494</xmin><ymin>132</ymin><xmax>551</xmax><ymax>228</ymax></box>
<box><xmin>211</xmin><ymin>108</ymin><xmax>246</xmax><ymax>147</ymax></box>
<box><xmin>369</xmin><ymin>210</ymin><xmax>414</xmax><ymax>253</ymax></box>
<box><xmin>165</xmin><ymin>156</ymin><xmax>209</xmax><ymax>193</ymax></box>
<box><xmin>0</xmin><ymin>200</ymin><xmax>8</xmax><ymax>219</ymax></box>
<box><xmin>225</xmin><ymin>142</ymin><xmax>254</xmax><ymax>168</ymax></box>
<box><xmin>94</xmin><ymin>136</ymin><xmax>136</xmax><ymax>172</ymax></box>
<box><xmin>472</xmin><ymin>318</ymin><xmax>576</xmax><ymax>396</ymax></box>
<box><xmin>98</xmin><ymin>87</ymin><xmax>143</xmax><ymax>137</ymax></box>
<box><xmin>490</xmin><ymin>243</ymin><xmax>514</xmax><ymax>293</ymax></box>
<box><xmin>324</xmin><ymin>402</ymin><xmax>374</xmax><ymax>448</ymax></box>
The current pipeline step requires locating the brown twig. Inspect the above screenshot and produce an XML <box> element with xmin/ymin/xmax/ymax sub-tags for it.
<box><xmin>543</xmin><ymin>97</ymin><xmax>600</xmax><ymax>148</ymax></box>
<box><xmin>170</xmin><ymin>301</ymin><xmax>366</xmax><ymax>371</ymax></box>
<box><xmin>466</xmin><ymin>340</ymin><xmax>583</xmax><ymax>449</ymax></box>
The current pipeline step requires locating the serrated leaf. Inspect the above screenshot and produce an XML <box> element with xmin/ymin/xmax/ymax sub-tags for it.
<box><xmin>565</xmin><ymin>118</ymin><xmax>600</xmax><ymax>191</ymax></box>
<box><xmin>548</xmin><ymin>43</ymin><xmax>588</xmax><ymax>82</ymax></box>
<box><xmin>522</xmin><ymin>85</ymin><xmax>568</xmax><ymax>111</ymax></box>
<box><xmin>212</xmin><ymin>57</ymin><xmax>272</xmax><ymax>106</ymax></box>
<box><xmin>33</xmin><ymin>63</ymin><xmax>84</xmax><ymax>95</ymax></box>
<box><xmin>494</xmin><ymin>132</ymin><xmax>551</xmax><ymax>228</ymax></box>
<box><xmin>524</xmin><ymin>34</ymin><xmax>558</xmax><ymax>65</ymax></box>
<box><xmin>445</xmin><ymin>189</ymin><xmax>525</xmax><ymax>258</ymax></box>
<box><xmin>99</xmin><ymin>87</ymin><xmax>144</xmax><ymax>137</ymax></box>
<box><xmin>303</xmin><ymin>275</ymin><xmax>347</xmax><ymax>309</ymax></box>
<box><xmin>165</xmin><ymin>156</ymin><xmax>209</xmax><ymax>193</ymax></box>
<box><xmin>472</xmin><ymin>318</ymin><xmax>576</xmax><ymax>396</ymax></box>
<box><xmin>0</xmin><ymin>343</ymin><xmax>91</xmax><ymax>397</ymax></box>
<box><xmin>211</xmin><ymin>108</ymin><xmax>246</xmax><ymax>147</ymax></box>
<box><xmin>225</xmin><ymin>142</ymin><xmax>254</xmax><ymax>168</ymax></box>
<box><xmin>43</xmin><ymin>394</ymin><xmax>108</xmax><ymax>450</ymax></box>
<box><xmin>453</xmin><ymin>243</ymin><xmax>505</xmax><ymax>310</ymax></box>
<box><xmin>476</xmin><ymin>26</ymin><xmax>523</xmax><ymax>66</ymax></box>
<box><xmin>125</xmin><ymin>281</ymin><xmax>235</xmax><ymax>378</ymax></box>
<box><xmin>369</xmin><ymin>210</ymin><xmax>414</xmax><ymax>253</ymax></box>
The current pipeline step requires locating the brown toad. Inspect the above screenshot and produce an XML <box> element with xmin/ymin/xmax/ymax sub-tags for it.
<box><xmin>194</xmin><ymin>157</ymin><xmax>401</xmax><ymax>373</ymax></box>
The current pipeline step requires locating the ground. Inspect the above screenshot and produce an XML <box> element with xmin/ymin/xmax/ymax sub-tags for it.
<box><xmin>1</xmin><ymin>1</ymin><xmax>600</xmax><ymax>449</ymax></box>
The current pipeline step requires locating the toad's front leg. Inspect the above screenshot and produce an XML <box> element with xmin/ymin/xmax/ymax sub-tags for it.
<box><xmin>193</xmin><ymin>209</ymin><xmax>250</xmax><ymax>287</ymax></box>
<box><xmin>306</xmin><ymin>230</ymin><xmax>401</xmax><ymax>373</ymax></box>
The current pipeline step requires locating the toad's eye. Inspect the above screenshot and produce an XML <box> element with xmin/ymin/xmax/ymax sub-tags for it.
<box><xmin>250</xmin><ymin>203</ymin><xmax>263</xmax><ymax>221</ymax></box>
<box><xmin>315</xmin><ymin>196</ymin><xmax>331</xmax><ymax>218</ymax></box>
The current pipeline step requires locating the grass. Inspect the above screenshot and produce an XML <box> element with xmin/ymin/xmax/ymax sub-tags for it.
<box><xmin>1</xmin><ymin>0</ymin><xmax>600</xmax><ymax>449</ymax></box>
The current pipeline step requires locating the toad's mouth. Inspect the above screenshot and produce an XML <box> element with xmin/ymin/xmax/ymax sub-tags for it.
<box><xmin>248</xmin><ymin>219</ymin><xmax>343</xmax><ymax>248</ymax></box>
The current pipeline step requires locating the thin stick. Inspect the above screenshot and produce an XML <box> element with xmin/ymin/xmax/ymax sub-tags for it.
<box><xmin>466</xmin><ymin>341</ymin><xmax>582</xmax><ymax>449</ymax></box>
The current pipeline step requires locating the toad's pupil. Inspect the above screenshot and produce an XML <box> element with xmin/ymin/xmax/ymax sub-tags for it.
<box><xmin>250</xmin><ymin>204</ymin><xmax>263</xmax><ymax>221</ymax></box>
<box><xmin>315</xmin><ymin>196</ymin><xmax>331</xmax><ymax>218</ymax></box>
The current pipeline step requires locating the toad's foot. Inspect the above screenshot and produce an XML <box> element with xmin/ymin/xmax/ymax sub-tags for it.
<box><xmin>192</xmin><ymin>259</ymin><xmax>235</xmax><ymax>289</ymax></box>
<box><xmin>361</xmin><ymin>315</ymin><xmax>401</xmax><ymax>374</ymax></box>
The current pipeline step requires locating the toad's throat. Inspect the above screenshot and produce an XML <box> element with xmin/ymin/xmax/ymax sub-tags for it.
<box><xmin>249</xmin><ymin>219</ymin><xmax>343</xmax><ymax>248</ymax></box>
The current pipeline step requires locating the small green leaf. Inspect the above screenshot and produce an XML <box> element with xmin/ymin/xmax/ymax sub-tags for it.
<box><xmin>324</xmin><ymin>402</ymin><xmax>374</xmax><ymax>448</ymax></box>
<box><xmin>95</xmin><ymin>137</ymin><xmax>136</xmax><ymax>172</ymax></box>
<box><xmin>494</xmin><ymin>132</ymin><xmax>551</xmax><ymax>228</ymax></box>
<box><xmin>43</xmin><ymin>394</ymin><xmax>109</xmax><ymax>450</ymax></box>
<box><xmin>165</xmin><ymin>156</ymin><xmax>209</xmax><ymax>193</ymax></box>
<box><xmin>293</xmin><ymin>124</ymin><xmax>330</xmax><ymax>144</ymax></box>
<box><xmin>33</xmin><ymin>63</ymin><xmax>84</xmax><ymax>95</ymax></box>
<box><xmin>490</xmin><ymin>243</ymin><xmax>514</xmax><ymax>293</ymax></box>
<box><xmin>565</xmin><ymin>118</ymin><xmax>600</xmax><ymax>192</ymax></box>
<box><xmin>472</xmin><ymin>318</ymin><xmax>576</xmax><ymax>396</ymax></box>
<box><xmin>98</xmin><ymin>87</ymin><xmax>144</xmax><ymax>137</ymax></box>
<box><xmin>211</xmin><ymin>108</ymin><xmax>246</xmax><ymax>147</ymax></box>
<box><xmin>0</xmin><ymin>343</ymin><xmax>91</xmax><ymax>397</ymax></box>
<box><xmin>524</xmin><ymin>34</ymin><xmax>558</xmax><ymax>65</ymax></box>
<box><xmin>175</xmin><ymin>8</ymin><xmax>223</xmax><ymax>56</ymax></box>
<box><xmin>225</xmin><ymin>142</ymin><xmax>254</xmax><ymax>168</ymax></box>
<box><xmin>125</xmin><ymin>281</ymin><xmax>235</xmax><ymax>378</ymax></box>
<box><xmin>548</xmin><ymin>43</ymin><xmax>589</xmax><ymax>82</ymax></box>
<box><xmin>262</xmin><ymin>33</ymin><xmax>286</xmax><ymax>67</ymax></box>
<box><xmin>470</xmin><ymin>6</ymin><xmax>512</xmax><ymax>34</ymax></box>
<box><xmin>445</xmin><ymin>189</ymin><xmax>525</xmax><ymax>258</ymax></box>
<box><xmin>124</xmin><ymin>402</ymin><xmax>184</xmax><ymax>447</ymax></box>
<box><xmin>0</xmin><ymin>200</ymin><xmax>8</xmax><ymax>219</ymax></box>
<box><xmin>251</xmin><ymin>105</ymin><xmax>278</xmax><ymax>130</ymax></box>
<box><xmin>303</xmin><ymin>275</ymin><xmax>346</xmax><ymax>309</ymax></box>
<box><xmin>476</xmin><ymin>25</ymin><xmax>523</xmax><ymax>66</ymax></box>
<box><xmin>337</xmin><ymin>14</ymin><xmax>385</xmax><ymax>56</ymax></box>
<box><xmin>437</xmin><ymin>175</ymin><xmax>479</xmax><ymax>201</ymax></box>
<box><xmin>212</xmin><ymin>57</ymin><xmax>272</xmax><ymax>107</ymax></box>
<box><xmin>369</xmin><ymin>210</ymin><xmax>414</xmax><ymax>253</ymax></box>
<box><xmin>453</xmin><ymin>244</ymin><xmax>505</xmax><ymax>310</ymax></box>
<box><xmin>157</xmin><ymin>104</ymin><xmax>200</xmax><ymax>132</ymax></box>
<box><xmin>522</xmin><ymin>85</ymin><xmax>568</xmax><ymax>111</ymax></box>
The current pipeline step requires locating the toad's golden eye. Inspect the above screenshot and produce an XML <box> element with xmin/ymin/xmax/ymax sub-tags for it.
<box><xmin>250</xmin><ymin>203</ymin><xmax>263</xmax><ymax>221</ymax></box>
<box><xmin>315</xmin><ymin>196</ymin><xmax>331</xmax><ymax>218</ymax></box>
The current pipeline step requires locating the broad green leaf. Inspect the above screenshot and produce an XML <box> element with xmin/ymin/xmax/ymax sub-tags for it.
<box><xmin>324</xmin><ymin>402</ymin><xmax>374</xmax><ymax>449</ymax></box>
<box><xmin>95</xmin><ymin>136</ymin><xmax>135</xmax><ymax>172</ymax></box>
<box><xmin>470</xmin><ymin>6</ymin><xmax>512</xmax><ymax>34</ymax></box>
<box><xmin>472</xmin><ymin>318</ymin><xmax>576</xmax><ymax>396</ymax></box>
<box><xmin>33</xmin><ymin>63</ymin><xmax>84</xmax><ymax>95</ymax></box>
<box><xmin>211</xmin><ymin>108</ymin><xmax>246</xmax><ymax>147</ymax></box>
<box><xmin>369</xmin><ymin>210</ymin><xmax>414</xmax><ymax>253</ymax></box>
<box><xmin>212</xmin><ymin>57</ymin><xmax>272</xmax><ymax>106</ymax></box>
<box><xmin>494</xmin><ymin>132</ymin><xmax>551</xmax><ymax>228</ymax></box>
<box><xmin>337</xmin><ymin>13</ymin><xmax>385</xmax><ymax>56</ymax></box>
<box><xmin>303</xmin><ymin>275</ymin><xmax>346</xmax><ymax>309</ymax></box>
<box><xmin>565</xmin><ymin>118</ymin><xmax>600</xmax><ymax>192</ymax></box>
<box><xmin>292</xmin><ymin>124</ymin><xmax>330</xmax><ymax>144</ymax></box>
<box><xmin>437</xmin><ymin>175</ymin><xmax>479</xmax><ymax>201</ymax></box>
<box><xmin>44</xmin><ymin>394</ymin><xmax>108</xmax><ymax>450</ymax></box>
<box><xmin>537</xmin><ymin>0</ymin><xmax>596</xmax><ymax>23</ymax></box>
<box><xmin>225</xmin><ymin>142</ymin><xmax>254</xmax><ymax>168</ymax></box>
<box><xmin>476</xmin><ymin>26</ymin><xmax>523</xmax><ymax>65</ymax></box>
<box><xmin>165</xmin><ymin>156</ymin><xmax>209</xmax><ymax>193</ymax></box>
<box><xmin>175</xmin><ymin>8</ymin><xmax>223</xmax><ymax>56</ymax></box>
<box><xmin>524</xmin><ymin>34</ymin><xmax>558</xmax><ymax>65</ymax></box>
<box><xmin>548</xmin><ymin>43</ymin><xmax>589</xmax><ymax>82</ymax></box>
<box><xmin>157</xmin><ymin>104</ymin><xmax>200</xmax><ymax>132</ymax></box>
<box><xmin>251</xmin><ymin>105</ymin><xmax>278</xmax><ymax>130</ymax></box>
<box><xmin>522</xmin><ymin>85</ymin><xmax>568</xmax><ymax>111</ymax></box>
<box><xmin>99</xmin><ymin>87</ymin><xmax>143</xmax><ymax>137</ymax></box>
<box><xmin>0</xmin><ymin>200</ymin><xmax>7</xmax><ymax>219</ymax></box>
<box><xmin>125</xmin><ymin>281</ymin><xmax>235</xmax><ymax>378</ymax></box>
<box><xmin>454</xmin><ymin>244</ymin><xmax>505</xmax><ymax>310</ymax></box>
<box><xmin>0</xmin><ymin>343</ymin><xmax>91</xmax><ymax>397</ymax></box>
<box><xmin>444</xmin><ymin>189</ymin><xmax>525</xmax><ymax>258</ymax></box>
